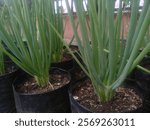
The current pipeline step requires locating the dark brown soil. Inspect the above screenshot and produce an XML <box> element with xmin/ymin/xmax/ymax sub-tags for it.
<box><xmin>16</xmin><ymin>70</ymin><xmax>70</xmax><ymax>94</ymax></box>
<box><xmin>73</xmin><ymin>79</ymin><xmax>143</xmax><ymax>113</ymax></box>
<box><xmin>5</xmin><ymin>65</ymin><xmax>16</xmax><ymax>74</ymax></box>
<box><xmin>69</xmin><ymin>45</ymin><xmax>79</xmax><ymax>52</ymax></box>
<box><xmin>146</xmin><ymin>64</ymin><xmax>150</xmax><ymax>69</ymax></box>
<box><xmin>140</xmin><ymin>57</ymin><xmax>150</xmax><ymax>70</ymax></box>
<box><xmin>141</xmin><ymin>61</ymin><xmax>150</xmax><ymax>71</ymax></box>
<box><xmin>61</xmin><ymin>53</ymin><xmax>72</xmax><ymax>62</ymax></box>
<box><xmin>71</xmin><ymin>67</ymin><xmax>86</xmax><ymax>82</ymax></box>
<box><xmin>1</xmin><ymin>62</ymin><xmax>17</xmax><ymax>75</ymax></box>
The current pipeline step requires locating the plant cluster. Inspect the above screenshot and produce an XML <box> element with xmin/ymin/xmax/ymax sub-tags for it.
<box><xmin>64</xmin><ymin>0</ymin><xmax>150</xmax><ymax>102</ymax></box>
<box><xmin>0</xmin><ymin>0</ymin><xmax>149</xmax><ymax>105</ymax></box>
<box><xmin>0</xmin><ymin>0</ymin><xmax>64</xmax><ymax>87</ymax></box>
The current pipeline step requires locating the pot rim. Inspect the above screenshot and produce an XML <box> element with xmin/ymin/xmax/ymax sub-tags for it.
<box><xmin>13</xmin><ymin>67</ymin><xmax>71</xmax><ymax>96</ymax></box>
<box><xmin>0</xmin><ymin>62</ymin><xmax>18</xmax><ymax>79</ymax></box>
<box><xmin>69</xmin><ymin>77</ymin><xmax>144</xmax><ymax>113</ymax></box>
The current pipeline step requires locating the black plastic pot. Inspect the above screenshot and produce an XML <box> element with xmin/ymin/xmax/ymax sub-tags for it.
<box><xmin>69</xmin><ymin>77</ymin><xmax>143</xmax><ymax>113</ymax></box>
<box><xmin>69</xmin><ymin>45</ymin><xmax>84</xmax><ymax>68</ymax></box>
<box><xmin>0</xmin><ymin>63</ymin><xmax>18</xmax><ymax>113</ymax></box>
<box><xmin>68</xmin><ymin>45</ymin><xmax>87</xmax><ymax>84</ymax></box>
<box><xmin>13</xmin><ymin>68</ymin><xmax>71</xmax><ymax>113</ymax></box>
<box><xmin>51</xmin><ymin>54</ymin><xmax>74</xmax><ymax>71</ymax></box>
<box><xmin>52</xmin><ymin>59</ymin><xmax>73</xmax><ymax>71</ymax></box>
<box><xmin>136</xmin><ymin>81</ymin><xmax>150</xmax><ymax>112</ymax></box>
<box><xmin>134</xmin><ymin>57</ymin><xmax>150</xmax><ymax>112</ymax></box>
<box><xmin>134</xmin><ymin>57</ymin><xmax>150</xmax><ymax>90</ymax></box>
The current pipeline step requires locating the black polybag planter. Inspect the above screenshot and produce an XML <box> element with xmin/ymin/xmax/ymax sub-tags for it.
<box><xmin>135</xmin><ymin>84</ymin><xmax>150</xmax><ymax>113</ymax></box>
<box><xmin>69</xmin><ymin>77</ymin><xmax>143</xmax><ymax>113</ymax></box>
<box><xmin>69</xmin><ymin>45</ymin><xmax>84</xmax><ymax>69</ymax></box>
<box><xmin>0</xmin><ymin>63</ymin><xmax>18</xmax><ymax>113</ymax></box>
<box><xmin>68</xmin><ymin>45</ymin><xmax>86</xmax><ymax>84</ymax></box>
<box><xmin>51</xmin><ymin>54</ymin><xmax>74</xmax><ymax>71</ymax></box>
<box><xmin>13</xmin><ymin>68</ymin><xmax>71</xmax><ymax>113</ymax></box>
<box><xmin>134</xmin><ymin>57</ymin><xmax>150</xmax><ymax>95</ymax></box>
<box><xmin>51</xmin><ymin>45</ymin><xmax>82</xmax><ymax>71</ymax></box>
<box><xmin>134</xmin><ymin>57</ymin><xmax>150</xmax><ymax>112</ymax></box>
<box><xmin>51</xmin><ymin>59</ymin><xmax>73</xmax><ymax>71</ymax></box>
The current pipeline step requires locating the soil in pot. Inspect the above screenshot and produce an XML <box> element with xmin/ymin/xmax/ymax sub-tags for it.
<box><xmin>0</xmin><ymin>62</ymin><xmax>18</xmax><ymax>113</ymax></box>
<box><xmin>13</xmin><ymin>68</ymin><xmax>71</xmax><ymax>113</ymax></box>
<box><xmin>17</xmin><ymin>69</ymin><xmax>70</xmax><ymax>94</ymax></box>
<box><xmin>3</xmin><ymin>62</ymin><xmax>16</xmax><ymax>74</ymax></box>
<box><xmin>51</xmin><ymin>53</ymin><xmax>73</xmax><ymax>71</ymax></box>
<box><xmin>70</xmin><ymin>78</ymin><xmax>143</xmax><ymax>113</ymax></box>
<box><xmin>69</xmin><ymin>45</ymin><xmax>79</xmax><ymax>52</ymax></box>
<box><xmin>70</xmin><ymin>67</ymin><xmax>86</xmax><ymax>84</ymax></box>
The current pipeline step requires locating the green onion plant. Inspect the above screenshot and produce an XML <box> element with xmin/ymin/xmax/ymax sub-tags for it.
<box><xmin>0</xmin><ymin>40</ymin><xmax>4</xmax><ymax>75</ymax></box>
<box><xmin>64</xmin><ymin>0</ymin><xmax>150</xmax><ymax>103</ymax></box>
<box><xmin>0</xmin><ymin>6</ymin><xmax>6</xmax><ymax>75</ymax></box>
<box><xmin>144</xmin><ymin>26</ymin><xmax>150</xmax><ymax>47</ymax></box>
<box><xmin>51</xmin><ymin>0</ymin><xmax>64</xmax><ymax>63</ymax></box>
<box><xmin>0</xmin><ymin>0</ymin><xmax>62</xmax><ymax>87</ymax></box>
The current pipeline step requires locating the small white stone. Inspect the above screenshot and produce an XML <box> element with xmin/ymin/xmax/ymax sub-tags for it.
<box><xmin>73</xmin><ymin>96</ymin><xmax>79</xmax><ymax>100</ymax></box>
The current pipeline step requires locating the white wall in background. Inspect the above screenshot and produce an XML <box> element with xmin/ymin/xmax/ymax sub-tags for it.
<box><xmin>61</xmin><ymin>0</ymin><xmax>144</xmax><ymax>13</ymax></box>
